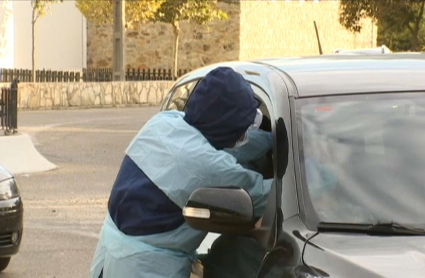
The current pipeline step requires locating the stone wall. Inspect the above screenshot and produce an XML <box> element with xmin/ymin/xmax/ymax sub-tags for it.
<box><xmin>0</xmin><ymin>81</ymin><xmax>174</xmax><ymax>110</ymax></box>
<box><xmin>87</xmin><ymin>1</ymin><xmax>377</xmax><ymax>71</ymax></box>
<box><xmin>87</xmin><ymin>2</ymin><xmax>240</xmax><ymax>70</ymax></box>
<box><xmin>239</xmin><ymin>1</ymin><xmax>377</xmax><ymax>59</ymax></box>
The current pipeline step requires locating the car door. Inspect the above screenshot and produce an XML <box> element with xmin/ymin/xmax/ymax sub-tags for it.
<box><xmin>254</xmin><ymin>69</ymin><xmax>325</xmax><ymax>278</ymax></box>
<box><xmin>163</xmin><ymin>66</ymin><xmax>303</xmax><ymax>277</ymax></box>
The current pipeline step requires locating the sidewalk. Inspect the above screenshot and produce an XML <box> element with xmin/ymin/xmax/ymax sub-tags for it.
<box><xmin>0</xmin><ymin>132</ymin><xmax>56</xmax><ymax>175</ymax></box>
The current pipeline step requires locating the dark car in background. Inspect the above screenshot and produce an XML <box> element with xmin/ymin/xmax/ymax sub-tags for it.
<box><xmin>0</xmin><ymin>166</ymin><xmax>23</xmax><ymax>272</ymax></box>
<box><xmin>161</xmin><ymin>54</ymin><xmax>425</xmax><ymax>277</ymax></box>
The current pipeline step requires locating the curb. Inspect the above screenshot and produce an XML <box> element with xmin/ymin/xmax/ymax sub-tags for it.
<box><xmin>0</xmin><ymin>133</ymin><xmax>57</xmax><ymax>175</ymax></box>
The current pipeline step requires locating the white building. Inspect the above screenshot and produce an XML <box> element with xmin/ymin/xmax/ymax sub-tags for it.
<box><xmin>0</xmin><ymin>0</ymin><xmax>87</xmax><ymax>70</ymax></box>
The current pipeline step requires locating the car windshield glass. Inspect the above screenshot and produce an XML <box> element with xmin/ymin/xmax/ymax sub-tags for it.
<box><xmin>296</xmin><ymin>92</ymin><xmax>425</xmax><ymax>227</ymax></box>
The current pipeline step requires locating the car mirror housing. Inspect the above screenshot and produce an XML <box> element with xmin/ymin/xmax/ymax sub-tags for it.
<box><xmin>183</xmin><ymin>187</ymin><xmax>256</xmax><ymax>234</ymax></box>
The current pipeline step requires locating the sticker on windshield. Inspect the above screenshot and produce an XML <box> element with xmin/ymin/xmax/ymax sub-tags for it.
<box><xmin>315</xmin><ymin>106</ymin><xmax>333</xmax><ymax>113</ymax></box>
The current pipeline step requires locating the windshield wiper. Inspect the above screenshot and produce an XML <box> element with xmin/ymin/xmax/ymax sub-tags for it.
<box><xmin>368</xmin><ymin>222</ymin><xmax>425</xmax><ymax>235</ymax></box>
<box><xmin>318</xmin><ymin>222</ymin><xmax>425</xmax><ymax>236</ymax></box>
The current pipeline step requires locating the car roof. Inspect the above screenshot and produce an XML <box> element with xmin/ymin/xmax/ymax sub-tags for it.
<box><xmin>254</xmin><ymin>54</ymin><xmax>425</xmax><ymax>97</ymax></box>
<box><xmin>174</xmin><ymin>61</ymin><xmax>274</xmax><ymax>93</ymax></box>
<box><xmin>175</xmin><ymin>54</ymin><xmax>425</xmax><ymax>98</ymax></box>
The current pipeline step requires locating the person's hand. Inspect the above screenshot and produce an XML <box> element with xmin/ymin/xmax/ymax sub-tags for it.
<box><xmin>255</xmin><ymin>217</ymin><xmax>263</xmax><ymax>228</ymax></box>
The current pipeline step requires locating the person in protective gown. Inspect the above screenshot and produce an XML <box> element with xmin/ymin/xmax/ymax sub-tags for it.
<box><xmin>89</xmin><ymin>67</ymin><xmax>273</xmax><ymax>278</ymax></box>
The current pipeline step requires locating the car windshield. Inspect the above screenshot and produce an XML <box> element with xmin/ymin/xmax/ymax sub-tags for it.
<box><xmin>296</xmin><ymin>92</ymin><xmax>425</xmax><ymax>227</ymax></box>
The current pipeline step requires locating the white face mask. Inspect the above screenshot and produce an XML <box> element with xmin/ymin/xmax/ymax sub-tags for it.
<box><xmin>233</xmin><ymin>109</ymin><xmax>263</xmax><ymax>148</ymax></box>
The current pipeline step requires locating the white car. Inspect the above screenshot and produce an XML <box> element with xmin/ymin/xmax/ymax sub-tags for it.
<box><xmin>333</xmin><ymin>45</ymin><xmax>392</xmax><ymax>54</ymax></box>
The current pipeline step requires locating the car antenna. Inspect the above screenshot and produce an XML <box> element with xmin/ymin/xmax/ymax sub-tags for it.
<box><xmin>314</xmin><ymin>21</ymin><xmax>323</xmax><ymax>55</ymax></box>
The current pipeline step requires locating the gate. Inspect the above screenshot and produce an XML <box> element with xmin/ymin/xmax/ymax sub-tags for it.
<box><xmin>0</xmin><ymin>79</ymin><xmax>19</xmax><ymax>135</ymax></box>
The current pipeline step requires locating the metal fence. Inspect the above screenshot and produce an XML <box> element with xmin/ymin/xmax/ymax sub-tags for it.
<box><xmin>84</xmin><ymin>68</ymin><xmax>191</xmax><ymax>82</ymax></box>
<box><xmin>0</xmin><ymin>68</ymin><xmax>191</xmax><ymax>83</ymax></box>
<box><xmin>0</xmin><ymin>69</ymin><xmax>81</xmax><ymax>82</ymax></box>
<box><xmin>0</xmin><ymin>79</ymin><xmax>19</xmax><ymax>135</ymax></box>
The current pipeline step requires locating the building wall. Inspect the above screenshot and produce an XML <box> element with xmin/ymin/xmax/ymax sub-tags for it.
<box><xmin>0</xmin><ymin>0</ymin><xmax>14</xmax><ymax>68</ymax></box>
<box><xmin>11</xmin><ymin>1</ymin><xmax>87</xmax><ymax>70</ymax></box>
<box><xmin>239</xmin><ymin>1</ymin><xmax>377</xmax><ymax>60</ymax></box>
<box><xmin>87</xmin><ymin>2</ymin><xmax>240</xmax><ymax>70</ymax></box>
<box><xmin>87</xmin><ymin>1</ymin><xmax>377</xmax><ymax>70</ymax></box>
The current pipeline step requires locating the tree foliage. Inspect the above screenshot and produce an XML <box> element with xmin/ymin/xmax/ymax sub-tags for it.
<box><xmin>153</xmin><ymin>0</ymin><xmax>227</xmax><ymax>26</ymax></box>
<box><xmin>76</xmin><ymin>0</ymin><xmax>228</xmax><ymax>79</ymax></box>
<box><xmin>32</xmin><ymin>0</ymin><xmax>63</xmax><ymax>23</ymax></box>
<box><xmin>75</xmin><ymin>0</ymin><xmax>163</xmax><ymax>27</ymax></box>
<box><xmin>339</xmin><ymin>0</ymin><xmax>425</xmax><ymax>51</ymax></box>
<box><xmin>153</xmin><ymin>0</ymin><xmax>228</xmax><ymax>79</ymax></box>
<box><xmin>377</xmin><ymin>15</ymin><xmax>425</xmax><ymax>51</ymax></box>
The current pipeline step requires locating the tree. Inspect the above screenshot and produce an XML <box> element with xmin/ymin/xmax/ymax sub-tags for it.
<box><xmin>377</xmin><ymin>15</ymin><xmax>425</xmax><ymax>51</ymax></box>
<box><xmin>339</xmin><ymin>0</ymin><xmax>425</xmax><ymax>51</ymax></box>
<box><xmin>75</xmin><ymin>0</ymin><xmax>162</xmax><ymax>28</ymax></box>
<box><xmin>76</xmin><ymin>0</ymin><xmax>228</xmax><ymax>78</ymax></box>
<box><xmin>153</xmin><ymin>0</ymin><xmax>227</xmax><ymax>79</ymax></box>
<box><xmin>31</xmin><ymin>0</ymin><xmax>63</xmax><ymax>82</ymax></box>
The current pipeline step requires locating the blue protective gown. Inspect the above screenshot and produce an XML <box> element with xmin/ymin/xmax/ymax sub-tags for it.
<box><xmin>89</xmin><ymin>67</ymin><xmax>273</xmax><ymax>278</ymax></box>
<box><xmin>89</xmin><ymin>112</ymin><xmax>273</xmax><ymax>278</ymax></box>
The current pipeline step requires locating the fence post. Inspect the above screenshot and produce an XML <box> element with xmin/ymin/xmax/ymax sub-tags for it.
<box><xmin>88</xmin><ymin>69</ymin><xmax>94</xmax><ymax>82</ymax></box>
<box><xmin>46</xmin><ymin>70</ymin><xmax>51</xmax><ymax>82</ymax></box>
<box><xmin>6</xmin><ymin>69</ymin><xmax>11</xmax><ymax>82</ymax></box>
<box><xmin>137</xmin><ymin>69</ymin><xmax>141</xmax><ymax>81</ymax></box>
<box><xmin>10</xmin><ymin>79</ymin><xmax>18</xmax><ymax>133</ymax></box>
<box><xmin>131</xmin><ymin>68</ymin><xmax>136</xmax><ymax>81</ymax></box>
<box><xmin>2</xmin><ymin>79</ymin><xmax>19</xmax><ymax>135</ymax></box>
<box><xmin>24</xmin><ymin>69</ymin><xmax>30</xmax><ymax>82</ymax></box>
<box><xmin>12</xmin><ymin>69</ymin><xmax>17</xmax><ymax>82</ymax></box>
<box><xmin>92</xmin><ymin>68</ymin><xmax>97</xmax><ymax>82</ymax></box>
<box><xmin>108</xmin><ymin>68</ymin><xmax>113</xmax><ymax>81</ymax></box>
<box><xmin>41</xmin><ymin>69</ymin><xmax>46</xmax><ymax>82</ymax></box>
<box><xmin>0</xmin><ymin>87</ymin><xmax>5</xmax><ymax>129</ymax></box>
<box><xmin>161</xmin><ymin>69</ymin><xmax>165</xmax><ymax>81</ymax></box>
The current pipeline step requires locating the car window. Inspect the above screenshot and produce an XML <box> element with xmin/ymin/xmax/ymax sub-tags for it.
<box><xmin>164</xmin><ymin>79</ymin><xmax>268</xmax><ymax>113</ymax></box>
<box><xmin>296</xmin><ymin>92</ymin><xmax>425</xmax><ymax>227</ymax></box>
<box><xmin>165</xmin><ymin>81</ymin><xmax>199</xmax><ymax>111</ymax></box>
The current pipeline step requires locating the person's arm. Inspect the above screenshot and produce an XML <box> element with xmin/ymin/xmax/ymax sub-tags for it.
<box><xmin>171</xmin><ymin>146</ymin><xmax>273</xmax><ymax>217</ymax></box>
<box><xmin>126</xmin><ymin>113</ymin><xmax>272</xmax><ymax>216</ymax></box>
<box><xmin>205</xmin><ymin>158</ymin><xmax>273</xmax><ymax>217</ymax></box>
<box><xmin>224</xmin><ymin>129</ymin><xmax>272</xmax><ymax>164</ymax></box>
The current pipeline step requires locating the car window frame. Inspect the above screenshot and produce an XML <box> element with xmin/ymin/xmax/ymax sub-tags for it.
<box><xmin>163</xmin><ymin>78</ymin><xmax>274</xmax><ymax>117</ymax></box>
<box><xmin>162</xmin><ymin>73</ymin><xmax>285</xmax><ymax>252</ymax></box>
<box><xmin>162</xmin><ymin>79</ymin><xmax>201</xmax><ymax>112</ymax></box>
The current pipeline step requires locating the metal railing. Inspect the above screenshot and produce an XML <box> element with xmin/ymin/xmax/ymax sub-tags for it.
<box><xmin>0</xmin><ymin>68</ymin><xmax>192</xmax><ymax>83</ymax></box>
<box><xmin>0</xmin><ymin>79</ymin><xmax>19</xmax><ymax>135</ymax></box>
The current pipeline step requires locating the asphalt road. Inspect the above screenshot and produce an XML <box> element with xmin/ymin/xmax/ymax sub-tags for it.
<box><xmin>4</xmin><ymin>106</ymin><xmax>159</xmax><ymax>278</ymax></box>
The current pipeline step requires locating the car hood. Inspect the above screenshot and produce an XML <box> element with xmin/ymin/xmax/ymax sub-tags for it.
<box><xmin>0</xmin><ymin>166</ymin><xmax>13</xmax><ymax>182</ymax></box>
<box><xmin>304</xmin><ymin>233</ymin><xmax>425</xmax><ymax>277</ymax></box>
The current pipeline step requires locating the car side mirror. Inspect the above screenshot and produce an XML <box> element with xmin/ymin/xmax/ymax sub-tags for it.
<box><xmin>183</xmin><ymin>187</ymin><xmax>256</xmax><ymax>234</ymax></box>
